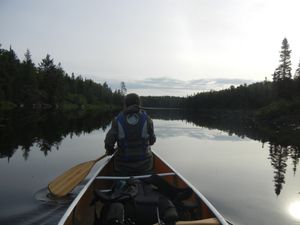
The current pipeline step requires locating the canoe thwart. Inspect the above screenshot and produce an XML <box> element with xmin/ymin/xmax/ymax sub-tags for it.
<box><xmin>57</xmin><ymin>152</ymin><xmax>228</xmax><ymax>225</ymax></box>
<box><xmin>95</xmin><ymin>172</ymin><xmax>176</xmax><ymax>180</ymax></box>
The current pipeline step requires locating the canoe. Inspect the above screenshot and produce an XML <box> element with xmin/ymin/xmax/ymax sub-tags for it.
<box><xmin>57</xmin><ymin>152</ymin><xmax>229</xmax><ymax>225</ymax></box>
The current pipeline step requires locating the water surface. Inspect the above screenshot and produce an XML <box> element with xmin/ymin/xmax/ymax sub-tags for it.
<box><xmin>0</xmin><ymin>109</ymin><xmax>299</xmax><ymax>225</ymax></box>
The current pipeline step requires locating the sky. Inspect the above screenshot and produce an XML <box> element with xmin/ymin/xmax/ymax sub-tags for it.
<box><xmin>1</xmin><ymin>0</ymin><xmax>300</xmax><ymax>96</ymax></box>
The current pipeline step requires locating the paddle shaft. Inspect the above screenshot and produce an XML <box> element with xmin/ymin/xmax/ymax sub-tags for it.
<box><xmin>94</xmin><ymin>154</ymin><xmax>108</xmax><ymax>163</ymax></box>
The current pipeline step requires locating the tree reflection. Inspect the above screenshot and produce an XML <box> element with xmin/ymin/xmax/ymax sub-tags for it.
<box><xmin>1</xmin><ymin>108</ymin><xmax>299</xmax><ymax>196</ymax></box>
<box><xmin>269</xmin><ymin>144</ymin><xmax>300</xmax><ymax>195</ymax></box>
<box><xmin>147</xmin><ymin>109</ymin><xmax>300</xmax><ymax>196</ymax></box>
<box><xmin>0</xmin><ymin>110</ymin><xmax>114</xmax><ymax>160</ymax></box>
<box><xmin>269</xmin><ymin>144</ymin><xmax>288</xmax><ymax>196</ymax></box>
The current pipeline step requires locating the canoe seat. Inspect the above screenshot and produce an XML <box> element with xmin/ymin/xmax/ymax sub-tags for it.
<box><xmin>154</xmin><ymin>218</ymin><xmax>220</xmax><ymax>225</ymax></box>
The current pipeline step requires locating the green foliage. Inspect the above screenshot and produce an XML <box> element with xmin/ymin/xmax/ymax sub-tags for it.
<box><xmin>120</xmin><ymin>81</ymin><xmax>127</xmax><ymax>96</ymax></box>
<box><xmin>0</xmin><ymin>101</ymin><xmax>16</xmax><ymax>110</ymax></box>
<box><xmin>62</xmin><ymin>102</ymin><xmax>80</xmax><ymax>111</ymax></box>
<box><xmin>0</xmin><ymin>45</ymin><xmax>123</xmax><ymax>110</ymax></box>
<box><xmin>0</xmin><ymin>47</ymin><xmax>20</xmax><ymax>103</ymax></box>
<box><xmin>273</xmin><ymin>38</ymin><xmax>292</xmax><ymax>82</ymax></box>
<box><xmin>183</xmin><ymin>81</ymin><xmax>278</xmax><ymax>110</ymax></box>
<box><xmin>141</xmin><ymin>96</ymin><xmax>184</xmax><ymax>108</ymax></box>
<box><xmin>179</xmin><ymin>38</ymin><xmax>300</xmax><ymax>123</ymax></box>
<box><xmin>294</xmin><ymin>60</ymin><xmax>300</xmax><ymax>80</ymax></box>
<box><xmin>65</xmin><ymin>93</ymin><xmax>87</xmax><ymax>106</ymax></box>
<box><xmin>255</xmin><ymin>100</ymin><xmax>290</xmax><ymax>120</ymax></box>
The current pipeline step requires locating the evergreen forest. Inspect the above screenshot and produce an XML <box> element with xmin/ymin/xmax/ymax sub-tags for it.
<box><xmin>142</xmin><ymin>38</ymin><xmax>300</xmax><ymax>123</ymax></box>
<box><xmin>0</xmin><ymin>45</ymin><xmax>124</xmax><ymax>111</ymax></box>
<box><xmin>1</xmin><ymin>38</ymin><xmax>300</xmax><ymax>124</ymax></box>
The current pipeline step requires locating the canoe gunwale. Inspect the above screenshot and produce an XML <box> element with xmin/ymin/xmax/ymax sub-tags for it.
<box><xmin>57</xmin><ymin>151</ymin><xmax>228</xmax><ymax>225</ymax></box>
<box><xmin>57</xmin><ymin>155</ymin><xmax>113</xmax><ymax>225</ymax></box>
<box><xmin>153</xmin><ymin>151</ymin><xmax>228</xmax><ymax>225</ymax></box>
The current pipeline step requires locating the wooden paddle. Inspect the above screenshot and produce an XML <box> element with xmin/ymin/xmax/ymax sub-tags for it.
<box><xmin>153</xmin><ymin>218</ymin><xmax>219</xmax><ymax>225</ymax></box>
<box><xmin>48</xmin><ymin>154</ymin><xmax>107</xmax><ymax>197</ymax></box>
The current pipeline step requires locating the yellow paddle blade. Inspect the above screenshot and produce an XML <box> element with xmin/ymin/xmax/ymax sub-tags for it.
<box><xmin>48</xmin><ymin>154</ymin><xmax>107</xmax><ymax>197</ymax></box>
<box><xmin>48</xmin><ymin>160</ymin><xmax>96</xmax><ymax>197</ymax></box>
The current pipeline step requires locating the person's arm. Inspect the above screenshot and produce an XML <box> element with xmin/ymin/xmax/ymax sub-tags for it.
<box><xmin>147</xmin><ymin>117</ymin><xmax>156</xmax><ymax>145</ymax></box>
<box><xmin>104</xmin><ymin>119</ymin><xmax>118</xmax><ymax>155</ymax></box>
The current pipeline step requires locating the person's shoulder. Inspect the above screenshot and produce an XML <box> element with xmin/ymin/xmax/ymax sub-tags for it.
<box><xmin>139</xmin><ymin>109</ymin><xmax>150</xmax><ymax>117</ymax></box>
<box><xmin>116</xmin><ymin>111</ymin><xmax>125</xmax><ymax>118</ymax></box>
<box><xmin>142</xmin><ymin>111</ymin><xmax>153</xmax><ymax>121</ymax></box>
<box><xmin>111</xmin><ymin>111</ymin><xmax>124</xmax><ymax>124</ymax></box>
<box><xmin>139</xmin><ymin>109</ymin><xmax>146</xmax><ymax>113</ymax></box>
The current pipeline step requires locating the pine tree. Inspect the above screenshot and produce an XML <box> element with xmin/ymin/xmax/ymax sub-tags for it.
<box><xmin>120</xmin><ymin>81</ymin><xmax>127</xmax><ymax>95</ymax></box>
<box><xmin>294</xmin><ymin>59</ymin><xmax>300</xmax><ymax>80</ymax></box>
<box><xmin>0</xmin><ymin>47</ymin><xmax>20</xmax><ymax>102</ymax></box>
<box><xmin>0</xmin><ymin>45</ymin><xmax>122</xmax><ymax>108</ymax></box>
<box><xmin>272</xmin><ymin>68</ymin><xmax>280</xmax><ymax>82</ymax></box>
<box><xmin>38</xmin><ymin>54</ymin><xmax>64</xmax><ymax>106</ymax></box>
<box><xmin>273</xmin><ymin>38</ymin><xmax>292</xmax><ymax>81</ymax></box>
<box><xmin>24</xmin><ymin>49</ymin><xmax>32</xmax><ymax>64</ymax></box>
<box><xmin>20</xmin><ymin>49</ymin><xmax>38</xmax><ymax>105</ymax></box>
<box><xmin>38</xmin><ymin>54</ymin><xmax>55</xmax><ymax>73</ymax></box>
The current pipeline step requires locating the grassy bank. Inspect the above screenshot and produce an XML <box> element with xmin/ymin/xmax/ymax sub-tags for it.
<box><xmin>61</xmin><ymin>102</ymin><xmax>121</xmax><ymax>112</ymax></box>
<box><xmin>0</xmin><ymin>101</ymin><xmax>121</xmax><ymax>114</ymax></box>
<box><xmin>0</xmin><ymin>101</ymin><xmax>17</xmax><ymax>111</ymax></box>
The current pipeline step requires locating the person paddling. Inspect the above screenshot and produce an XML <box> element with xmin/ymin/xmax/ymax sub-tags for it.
<box><xmin>104</xmin><ymin>93</ymin><xmax>156</xmax><ymax>175</ymax></box>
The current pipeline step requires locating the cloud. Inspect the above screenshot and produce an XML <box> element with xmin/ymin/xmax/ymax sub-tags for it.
<box><xmin>106</xmin><ymin>77</ymin><xmax>257</xmax><ymax>96</ymax></box>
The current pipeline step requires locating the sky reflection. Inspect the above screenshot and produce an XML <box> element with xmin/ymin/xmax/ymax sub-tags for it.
<box><xmin>289</xmin><ymin>200</ymin><xmax>300</xmax><ymax>221</ymax></box>
<box><xmin>1</xmin><ymin>111</ymin><xmax>299</xmax><ymax>225</ymax></box>
<box><xmin>154</xmin><ymin>119</ymin><xmax>249</xmax><ymax>142</ymax></box>
<box><xmin>152</xmin><ymin>118</ymin><xmax>300</xmax><ymax>225</ymax></box>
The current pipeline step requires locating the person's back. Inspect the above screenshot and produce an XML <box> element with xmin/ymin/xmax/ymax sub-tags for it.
<box><xmin>104</xmin><ymin>93</ymin><xmax>156</xmax><ymax>175</ymax></box>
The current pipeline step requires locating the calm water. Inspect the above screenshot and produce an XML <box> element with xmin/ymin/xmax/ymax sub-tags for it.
<box><xmin>0</xmin><ymin>109</ymin><xmax>300</xmax><ymax>225</ymax></box>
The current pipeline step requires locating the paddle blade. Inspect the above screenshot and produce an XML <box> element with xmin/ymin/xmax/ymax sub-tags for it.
<box><xmin>48</xmin><ymin>160</ymin><xmax>96</xmax><ymax>197</ymax></box>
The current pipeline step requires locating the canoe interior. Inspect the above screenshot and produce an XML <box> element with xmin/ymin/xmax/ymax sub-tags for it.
<box><xmin>61</xmin><ymin>154</ymin><xmax>221</xmax><ymax>225</ymax></box>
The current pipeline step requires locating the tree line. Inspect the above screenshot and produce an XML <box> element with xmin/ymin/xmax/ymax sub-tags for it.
<box><xmin>185</xmin><ymin>38</ymin><xmax>300</xmax><ymax>114</ymax></box>
<box><xmin>141</xmin><ymin>96</ymin><xmax>184</xmax><ymax>108</ymax></box>
<box><xmin>2</xmin><ymin>38</ymin><xmax>300</xmax><ymax>115</ymax></box>
<box><xmin>0</xmin><ymin>45</ymin><xmax>124</xmax><ymax>110</ymax></box>
<box><xmin>142</xmin><ymin>38</ymin><xmax>300</xmax><ymax>117</ymax></box>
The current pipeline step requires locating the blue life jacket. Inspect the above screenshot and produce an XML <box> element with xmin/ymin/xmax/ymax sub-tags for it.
<box><xmin>116</xmin><ymin>111</ymin><xmax>151</xmax><ymax>161</ymax></box>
